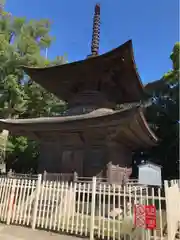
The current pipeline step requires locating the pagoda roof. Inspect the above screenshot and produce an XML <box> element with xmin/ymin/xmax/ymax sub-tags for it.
<box><xmin>23</xmin><ymin>40</ymin><xmax>145</xmax><ymax>104</ymax></box>
<box><xmin>0</xmin><ymin>107</ymin><xmax>158</xmax><ymax>150</ymax></box>
<box><xmin>144</xmin><ymin>79</ymin><xmax>170</xmax><ymax>93</ymax></box>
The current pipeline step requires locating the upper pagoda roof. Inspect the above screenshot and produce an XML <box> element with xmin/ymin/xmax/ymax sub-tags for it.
<box><xmin>23</xmin><ymin>40</ymin><xmax>145</xmax><ymax>104</ymax></box>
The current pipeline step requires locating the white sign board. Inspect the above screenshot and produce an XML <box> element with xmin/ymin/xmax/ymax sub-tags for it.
<box><xmin>138</xmin><ymin>163</ymin><xmax>162</xmax><ymax>187</ymax></box>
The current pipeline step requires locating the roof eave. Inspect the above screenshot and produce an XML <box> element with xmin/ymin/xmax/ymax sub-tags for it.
<box><xmin>0</xmin><ymin>107</ymin><xmax>158</xmax><ymax>149</ymax></box>
<box><xmin>22</xmin><ymin>40</ymin><xmax>145</xmax><ymax>104</ymax></box>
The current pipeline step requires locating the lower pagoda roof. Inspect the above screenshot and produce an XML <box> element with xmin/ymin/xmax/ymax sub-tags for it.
<box><xmin>23</xmin><ymin>40</ymin><xmax>145</xmax><ymax>104</ymax></box>
<box><xmin>0</xmin><ymin>107</ymin><xmax>158</xmax><ymax>150</ymax></box>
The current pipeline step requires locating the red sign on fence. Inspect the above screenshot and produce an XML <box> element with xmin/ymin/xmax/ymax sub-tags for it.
<box><xmin>134</xmin><ymin>204</ymin><xmax>146</xmax><ymax>228</ymax></box>
<box><xmin>134</xmin><ymin>205</ymin><xmax>156</xmax><ymax>230</ymax></box>
<box><xmin>145</xmin><ymin>205</ymin><xmax>156</xmax><ymax>229</ymax></box>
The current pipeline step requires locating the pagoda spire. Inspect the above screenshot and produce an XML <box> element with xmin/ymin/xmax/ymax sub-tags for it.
<box><xmin>88</xmin><ymin>3</ymin><xmax>100</xmax><ymax>58</ymax></box>
<box><xmin>91</xmin><ymin>3</ymin><xmax>100</xmax><ymax>56</ymax></box>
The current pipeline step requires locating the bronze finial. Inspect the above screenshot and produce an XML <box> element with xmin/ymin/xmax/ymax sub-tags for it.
<box><xmin>91</xmin><ymin>3</ymin><xmax>100</xmax><ymax>56</ymax></box>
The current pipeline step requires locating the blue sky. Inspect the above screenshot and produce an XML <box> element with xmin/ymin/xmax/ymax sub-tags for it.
<box><xmin>6</xmin><ymin>0</ymin><xmax>179</xmax><ymax>84</ymax></box>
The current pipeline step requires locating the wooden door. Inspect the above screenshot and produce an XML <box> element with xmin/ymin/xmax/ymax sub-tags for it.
<box><xmin>83</xmin><ymin>148</ymin><xmax>105</xmax><ymax>177</ymax></box>
<box><xmin>61</xmin><ymin>150</ymin><xmax>83</xmax><ymax>175</ymax></box>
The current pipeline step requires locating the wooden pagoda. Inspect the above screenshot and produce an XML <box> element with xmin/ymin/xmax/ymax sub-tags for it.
<box><xmin>0</xmin><ymin>4</ymin><xmax>158</xmax><ymax>182</ymax></box>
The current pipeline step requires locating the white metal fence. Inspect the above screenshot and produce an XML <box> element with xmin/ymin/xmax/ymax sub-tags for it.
<box><xmin>0</xmin><ymin>175</ymin><xmax>179</xmax><ymax>240</ymax></box>
<box><xmin>164</xmin><ymin>180</ymin><xmax>180</xmax><ymax>240</ymax></box>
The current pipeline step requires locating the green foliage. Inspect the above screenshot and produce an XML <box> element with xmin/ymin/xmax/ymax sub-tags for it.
<box><xmin>23</xmin><ymin>82</ymin><xmax>66</xmax><ymax>118</ymax></box>
<box><xmin>133</xmin><ymin>42</ymin><xmax>179</xmax><ymax>180</ymax></box>
<box><xmin>6</xmin><ymin>136</ymin><xmax>39</xmax><ymax>173</ymax></box>
<box><xmin>0</xmin><ymin>2</ymin><xmax>66</xmax><ymax>172</ymax></box>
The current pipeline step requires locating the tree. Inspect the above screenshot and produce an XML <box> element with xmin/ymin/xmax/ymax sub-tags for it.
<box><xmin>133</xmin><ymin>42</ymin><xmax>179</xmax><ymax>180</ymax></box>
<box><xmin>0</xmin><ymin>1</ymin><xmax>66</xmax><ymax>172</ymax></box>
<box><xmin>22</xmin><ymin>82</ymin><xmax>66</xmax><ymax>118</ymax></box>
<box><xmin>163</xmin><ymin>42</ymin><xmax>179</xmax><ymax>84</ymax></box>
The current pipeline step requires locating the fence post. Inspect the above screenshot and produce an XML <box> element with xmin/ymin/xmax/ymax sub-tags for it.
<box><xmin>90</xmin><ymin>176</ymin><xmax>96</xmax><ymax>240</ymax></box>
<box><xmin>7</xmin><ymin>169</ymin><xmax>12</xmax><ymax>178</ymax></box>
<box><xmin>164</xmin><ymin>180</ymin><xmax>171</xmax><ymax>240</ymax></box>
<box><xmin>43</xmin><ymin>170</ymin><xmax>47</xmax><ymax>181</ymax></box>
<box><xmin>73</xmin><ymin>172</ymin><xmax>78</xmax><ymax>182</ymax></box>
<box><xmin>6</xmin><ymin>178</ymin><xmax>16</xmax><ymax>225</ymax></box>
<box><xmin>32</xmin><ymin>174</ymin><xmax>42</xmax><ymax>230</ymax></box>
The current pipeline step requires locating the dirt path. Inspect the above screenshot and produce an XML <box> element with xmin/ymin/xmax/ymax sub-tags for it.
<box><xmin>0</xmin><ymin>224</ymin><xmax>86</xmax><ymax>240</ymax></box>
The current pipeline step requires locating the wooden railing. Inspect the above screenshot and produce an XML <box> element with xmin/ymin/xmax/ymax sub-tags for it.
<box><xmin>42</xmin><ymin>171</ymin><xmax>76</xmax><ymax>182</ymax></box>
<box><xmin>42</xmin><ymin>171</ymin><xmax>139</xmax><ymax>185</ymax></box>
